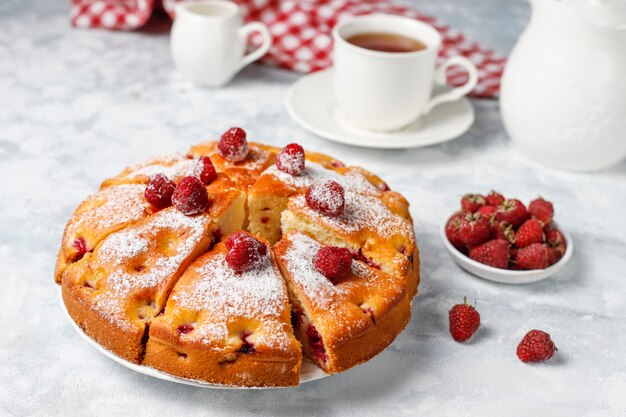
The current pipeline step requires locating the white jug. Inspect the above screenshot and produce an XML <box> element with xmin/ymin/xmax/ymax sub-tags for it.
<box><xmin>500</xmin><ymin>0</ymin><xmax>626</xmax><ymax>171</ymax></box>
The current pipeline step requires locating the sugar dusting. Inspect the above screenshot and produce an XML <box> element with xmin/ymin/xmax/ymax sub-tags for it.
<box><xmin>124</xmin><ymin>158</ymin><xmax>195</xmax><ymax>181</ymax></box>
<box><xmin>172</xmin><ymin>252</ymin><xmax>293</xmax><ymax>350</ymax></box>
<box><xmin>263</xmin><ymin>161</ymin><xmax>380</xmax><ymax>195</ymax></box>
<box><xmin>291</xmin><ymin>191</ymin><xmax>413</xmax><ymax>238</ymax></box>
<box><xmin>280</xmin><ymin>233</ymin><xmax>343</xmax><ymax>310</ymax></box>
<box><xmin>91</xmin><ymin>209</ymin><xmax>210</xmax><ymax>328</ymax></box>
<box><xmin>69</xmin><ymin>184</ymin><xmax>149</xmax><ymax>236</ymax></box>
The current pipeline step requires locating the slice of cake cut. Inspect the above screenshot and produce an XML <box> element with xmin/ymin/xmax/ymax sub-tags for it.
<box><xmin>248</xmin><ymin>159</ymin><xmax>389</xmax><ymax>245</ymax></box>
<box><xmin>273</xmin><ymin>232</ymin><xmax>410</xmax><ymax>374</ymax></box>
<box><xmin>282</xmin><ymin>191</ymin><xmax>420</xmax><ymax>298</ymax></box>
<box><xmin>101</xmin><ymin>154</ymin><xmax>196</xmax><ymax>188</ymax></box>
<box><xmin>61</xmin><ymin>178</ymin><xmax>245</xmax><ymax>363</ymax></box>
<box><xmin>55</xmin><ymin>184</ymin><xmax>151</xmax><ymax>283</ymax></box>
<box><xmin>187</xmin><ymin>141</ymin><xmax>278</xmax><ymax>190</ymax></box>
<box><xmin>144</xmin><ymin>234</ymin><xmax>302</xmax><ymax>387</ymax></box>
<box><xmin>61</xmin><ymin>208</ymin><xmax>215</xmax><ymax>363</ymax></box>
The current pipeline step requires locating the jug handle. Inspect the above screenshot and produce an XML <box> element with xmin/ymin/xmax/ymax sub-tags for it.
<box><xmin>237</xmin><ymin>22</ymin><xmax>273</xmax><ymax>72</ymax></box>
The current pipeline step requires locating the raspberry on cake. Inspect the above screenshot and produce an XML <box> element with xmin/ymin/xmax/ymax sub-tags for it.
<box><xmin>144</xmin><ymin>237</ymin><xmax>301</xmax><ymax>387</ymax></box>
<box><xmin>274</xmin><ymin>232</ymin><xmax>410</xmax><ymax>374</ymax></box>
<box><xmin>145</xmin><ymin>174</ymin><xmax>176</xmax><ymax>209</ymax></box>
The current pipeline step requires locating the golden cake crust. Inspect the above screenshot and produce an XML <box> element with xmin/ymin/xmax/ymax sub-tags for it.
<box><xmin>58</xmin><ymin>139</ymin><xmax>420</xmax><ymax>387</ymax></box>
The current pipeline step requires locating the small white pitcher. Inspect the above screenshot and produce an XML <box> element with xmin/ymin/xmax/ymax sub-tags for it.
<box><xmin>500</xmin><ymin>0</ymin><xmax>626</xmax><ymax>171</ymax></box>
<box><xmin>171</xmin><ymin>0</ymin><xmax>272</xmax><ymax>87</ymax></box>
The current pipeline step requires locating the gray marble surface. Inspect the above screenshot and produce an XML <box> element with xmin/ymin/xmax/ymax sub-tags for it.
<box><xmin>2</xmin><ymin>1</ymin><xmax>626</xmax><ymax>416</ymax></box>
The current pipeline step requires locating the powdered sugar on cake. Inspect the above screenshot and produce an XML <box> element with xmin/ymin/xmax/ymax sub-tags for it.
<box><xmin>291</xmin><ymin>191</ymin><xmax>413</xmax><ymax>239</ymax></box>
<box><xmin>263</xmin><ymin>161</ymin><xmax>380</xmax><ymax>195</ymax></box>
<box><xmin>280</xmin><ymin>233</ymin><xmax>343</xmax><ymax>310</ymax></box>
<box><xmin>91</xmin><ymin>209</ymin><xmax>210</xmax><ymax>327</ymax></box>
<box><xmin>68</xmin><ymin>184</ymin><xmax>149</xmax><ymax>238</ymax></box>
<box><xmin>123</xmin><ymin>158</ymin><xmax>195</xmax><ymax>182</ymax></box>
<box><xmin>171</xmin><ymin>253</ymin><xmax>293</xmax><ymax>350</ymax></box>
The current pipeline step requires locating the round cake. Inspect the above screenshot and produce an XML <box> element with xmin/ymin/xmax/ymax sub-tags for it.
<box><xmin>55</xmin><ymin>128</ymin><xmax>420</xmax><ymax>387</ymax></box>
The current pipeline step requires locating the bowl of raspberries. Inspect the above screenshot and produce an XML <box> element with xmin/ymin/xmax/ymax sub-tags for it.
<box><xmin>441</xmin><ymin>191</ymin><xmax>573</xmax><ymax>284</ymax></box>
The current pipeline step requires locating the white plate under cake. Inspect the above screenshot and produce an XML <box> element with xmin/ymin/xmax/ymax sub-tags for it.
<box><xmin>56</xmin><ymin>128</ymin><xmax>421</xmax><ymax>387</ymax></box>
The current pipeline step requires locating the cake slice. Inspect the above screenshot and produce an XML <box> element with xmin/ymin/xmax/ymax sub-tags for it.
<box><xmin>281</xmin><ymin>191</ymin><xmax>420</xmax><ymax>298</ymax></box>
<box><xmin>248</xmin><ymin>158</ymin><xmax>389</xmax><ymax>245</ymax></box>
<box><xmin>55</xmin><ymin>184</ymin><xmax>151</xmax><ymax>283</ymax></box>
<box><xmin>61</xmin><ymin>178</ymin><xmax>246</xmax><ymax>363</ymax></box>
<box><xmin>273</xmin><ymin>232</ymin><xmax>410</xmax><ymax>374</ymax></box>
<box><xmin>144</xmin><ymin>234</ymin><xmax>302</xmax><ymax>387</ymax></box>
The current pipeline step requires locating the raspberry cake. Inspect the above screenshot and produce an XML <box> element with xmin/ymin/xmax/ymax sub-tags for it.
<box><xmin>57</xmin><ymin>128</ymin><xmax>420</xmax><ymax>387</ymax></box>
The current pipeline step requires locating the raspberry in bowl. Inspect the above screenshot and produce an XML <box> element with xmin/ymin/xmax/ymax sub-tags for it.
<box><xmin>440</xmin><ymin>192</ymin><xmax>573</xmax><ymax>284</ymax></box>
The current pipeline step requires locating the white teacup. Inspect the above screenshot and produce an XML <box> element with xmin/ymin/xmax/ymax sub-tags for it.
<box><xmin>171</xmin><ymin>0</ymin><xmax>272</xmax><ymax>87</ymax></box>
<box><xmin>333</xmin><ymin>14</ymin><xmax>478</xmax><ymax>131</ymax></box>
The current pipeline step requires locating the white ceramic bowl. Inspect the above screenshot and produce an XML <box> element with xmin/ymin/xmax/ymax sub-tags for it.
<box><xmin>440</xmin><ymin>218</ymin><xmax>573</xmax><ymax>284</ymax></box>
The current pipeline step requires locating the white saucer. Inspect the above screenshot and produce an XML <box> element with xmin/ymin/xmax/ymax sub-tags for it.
<box><xmin>58</xmin><ymin>287</ymin><xmax>328</xmax><ymax>389</ymax></box>
<box><xmin>285</xmin><ymin>68</ymin><xmax>475</xmax><ymax>149</ymax></box>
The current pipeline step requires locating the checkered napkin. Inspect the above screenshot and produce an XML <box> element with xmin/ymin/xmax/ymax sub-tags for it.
<box><xmin>70</xmin><ymin>0</ymin><xmax>505</xmax><ymax>98</ymax></box>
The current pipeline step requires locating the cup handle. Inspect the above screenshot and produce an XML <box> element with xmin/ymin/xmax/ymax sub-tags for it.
<box><xmin>423</xmin><ymin>56</ymin><xmax>478</xmax><ymax>115</ymax></box>
<box><xmin>237</xmin><ymin>22</ymin><xmax>272</xmax><ymax>71</ymax></box>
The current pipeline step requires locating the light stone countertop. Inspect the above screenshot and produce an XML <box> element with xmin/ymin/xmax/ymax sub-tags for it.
<box><xmin>1</xmin><ymin>1</ymin><xmax>625</xmax><ymax>416</ymax></box>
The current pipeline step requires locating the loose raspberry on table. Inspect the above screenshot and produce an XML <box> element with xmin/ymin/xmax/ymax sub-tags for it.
<box><xmin>218</xmin><ymin>127</ymin><xmax>248</xmax><ymax>162</ymax></box>
<box><xmin>449</xmin><ymin>298</ymin><xmax>481</xmax><ymax>342</ymax></box>
<box><xmin>516</xmin><ymin>330</ymin><xmax>557</xmax><ymax>363</ymax></box>
<box><xmin>145</xmin><ymin>174</ymin><xmax>176</xmax><ymax>209</ymax></box>
<box><xmin>225</xmin><ymin>232</ymin><xmax>268</xmax><ymax>272</ymax></box>
<box><xmin>172</xmin><ymin>176</ymin><xmax>209</xmax><ymax>216</ymax></box>
<box><xmin>305</xmin><ymin>180</ymin><xmax>345</xmax><ymax>217</ymax></box>
<box><xmin>313</xmin><ymin>246</ymin><xmax>353</xmax><ymax>284</ymax></box>
<box><xmin>193</xmin><ymin>156</ymin><xmax>217</xmax><ymax>185</ymax></box>
<box><xmin>276</xmin><ymin>143</ymin><xmax>305</xmax><ymax>176</ymax></box>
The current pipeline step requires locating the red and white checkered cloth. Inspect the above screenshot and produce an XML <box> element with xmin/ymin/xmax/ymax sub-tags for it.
<box><xmin>71</xmin><ymin>0</ymin><xmax>505</xmax><ymax>98</ymax></box>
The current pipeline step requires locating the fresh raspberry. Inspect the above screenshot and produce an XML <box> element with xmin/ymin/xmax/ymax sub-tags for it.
<box><xmin>305</xmin><ymin>180</ymin><xmax>345</xmax><ymax>217</ymax></box>
<box><xmin>145</xmin><ymin>174</ymin><xmax>176</xmax><ymax>209</ymax></box>
<box><xmin>459</xmin><ymin>213</ymin><xmax>492</xmax><ymax>248</ymax></box>
<box><xmin>495</xmin><ymin>199</ymin><xmax>529</xmax><ymax>228</ymax></box>
<box><xmin>528</xmin><ymin>197</ymin><xmax>554</xmax><ymax>226</ymax></box>
<box><xmin>461</xmin><ymin>194</ymin><xmax>486</xmax><ymax>213</ymax></box>
<box><xmin>515</xmin><ymin>218</ymin><xmax>544</xmax><ymax>248</ymax></box>
<box><xmin>477</xmin><ymin>205</ymin><xmax>496</xmax><ymax>218</ymax></box>
<box><xmin>485</xmin><ymin>191</ymin><xmax>505</xmax><ymax>206</ymax></box>
<box><xmin>514</xmin><ymin>243</ymin><xmax>549</xmax><ymax>270</ymax></box>
<box><xmin>491</xmin><ymin>221</ymin><xmax>515</xmax><ymax>243</ymax></box>
<box><xmin>218</xmin><ymin>127</ymin><xmax>248</xmax><ymax>162</ymax></box>
<box><xmin>449</xmin><ymin>298</ymin><xmax>481</xmax><ymax>342</ymax></box>
<box><xmin>71</xmin><ymin>237</ymin><xmax>89</xmax><ymax>262</ymax></box>
<box><xmin>313</xmin><ymin>246</ymin><xmax>352</xmax><ymax>284</ymax></box>
<box><xmin>172</xmin><ymin>176</ymin><xmax>209</xmax><ymax>216</ymax></box>
<box><xmin>469</xmin><ymin>239</ymin><xmax>510</xmax><ymax>269</ymax></box>
<box><xmin>275</xmin><ymin>143</ymin><xmax>305</xmax><ymax>176</ymax></box>
<box><xmin>545</xmin><ymin>228</ymin><xmax>566</xmax><ymax>258</ymax></box>
<box><xmin>225</xmin><ymin>232</ymin><xmax>267</xmax><ymax>272</ymax></box>
<box><xmin>193</xmin><ymin>156</ymin><xmax>217</xmax><ymax>185</ymax></box>
<box><xmin>516</xmin><ymin>330</ymin><xmax>557</xmax><ymax>363</ymax></box>
<box><xmin>445</xmin><ymin>212</ymin><xmax>465</xmax><ymax>249</ymax></box>
<box><xmin>545</xmin><ymin>244</ymin><xmax>560</xmax><ymax>266</ymax></box>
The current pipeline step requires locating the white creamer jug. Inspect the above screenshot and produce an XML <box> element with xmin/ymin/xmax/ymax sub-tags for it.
<box><xmin>500</xmin><ymin>0</ymin><xmax>626</xmax><ymax>171</ymax></box>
